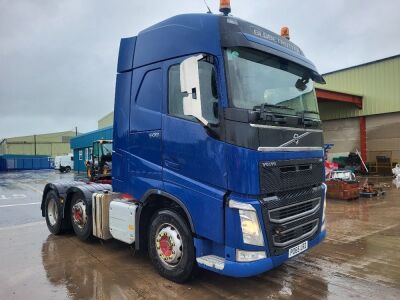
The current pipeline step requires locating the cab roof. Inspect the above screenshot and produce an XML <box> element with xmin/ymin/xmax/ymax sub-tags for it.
<box><xmin>117</xmin><ymin>14</ymin><xmax>320</xmax><ymax>76</ymax></box>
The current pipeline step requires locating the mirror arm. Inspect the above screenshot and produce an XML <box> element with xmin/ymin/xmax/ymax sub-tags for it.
<box><xmin>203</xmin><ymin>122</ymin><xmax>220</xmax><ymax>139</ymax></box>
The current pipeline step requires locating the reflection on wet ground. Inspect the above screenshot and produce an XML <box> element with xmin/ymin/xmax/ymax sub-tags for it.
<box><xmin>0</xmin><ymin>171</ymin><xmax>399</xmax><ymax>299</ymax></box>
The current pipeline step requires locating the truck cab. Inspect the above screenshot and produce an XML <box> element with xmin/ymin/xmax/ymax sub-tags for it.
<box><xmin>41</xmin><ymin>10</ymin><xmax>326</xmax><ymax>283</ymax></box>
<box><xmin>112</xmin><ymin>13</ymin><xmax>326</xmax><ymax>278</ymax></box>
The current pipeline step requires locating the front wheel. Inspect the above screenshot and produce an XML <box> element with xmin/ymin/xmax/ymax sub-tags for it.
<box><xmin>148</xmin><ymin>210</ymin><xmax>197</xmax><ymax>283</ymax></box>
<box><xmin>70</xmin><ymin>193</ymin><xmax>92</xmax><ymax>241</ymax></box>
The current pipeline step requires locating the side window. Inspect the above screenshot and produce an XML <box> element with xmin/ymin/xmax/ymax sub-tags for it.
<box><xmin>79</xmin><ymin>150</ymin><xmax>83</xmax><ymax>160</ymax></box>
<box><xmin>168</xmin><ymin>59</ymin><xmax>219</xmax><ymax>124</ymax></box>
<box><xmin>131</xmin><ymin>68</ymin><xmax>162</xmax><ymax>131</ymax></box>
<box><xmin>168</xmin><ymin>65</ymin><xmax>190</xmax><ymax>119</ymax></box>
<box><xmin>198</xmin><ymin>60</ymin><xmax>219</xmax><ymax>124</ymax></box>
<box><xmin>136</xmin><ymin>69</ymin><xmax>162</xmax><ymax>112</ymax></box>
<box><xmin>85</xmin><ymin>148</ymin><xmax>88</xmax><ymax>161</ymax></box>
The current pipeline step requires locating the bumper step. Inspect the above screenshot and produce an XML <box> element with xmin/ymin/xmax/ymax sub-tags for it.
<box><xmin>196</xmin><ymin>255</ymin><xmax>225</xmax><ymax>270</ymax></box>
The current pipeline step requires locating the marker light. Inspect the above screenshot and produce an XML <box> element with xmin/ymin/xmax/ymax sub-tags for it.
<box><xmin>220</xmin><ymin>0</ymin><xmax>231</xmax><ymax>16</ymax></box>
<box><xmin>280</xmin><ymin>26</ymin><xmax>290</xmax><ymax>40</ymax></box>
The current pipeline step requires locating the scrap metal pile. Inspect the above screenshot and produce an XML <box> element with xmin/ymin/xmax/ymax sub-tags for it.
<box><xmin>393</xmin><ymin>164</ymin><xmax>400</xmax><ymax>188</ymax></box>
<box><xmin>326</xmin><ymin>170</ymin><xmax>360</xmax><ymax>200</ymax></box>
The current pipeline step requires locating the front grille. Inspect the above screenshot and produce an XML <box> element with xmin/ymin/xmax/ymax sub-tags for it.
<box><xmin>259</xmin><ymin>158</ymin><xmax>324</xmax><ymax>194</ymax></box>
<box><xmin>269</xmin><ymin>197</ymin><xmax>321</xmax><ymax>223</ymax></box>
<box><xmin>272</xmin><ymin>219</ymin><xmax>319</xmax><ymax>247</ymax></box>
<box><xmin>259</xmin><ymin>159</ymin><xmax>324</xmax><ymax>256</ymax></box>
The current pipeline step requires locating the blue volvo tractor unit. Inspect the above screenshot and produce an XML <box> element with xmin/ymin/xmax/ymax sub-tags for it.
<box><xmin>41</xmin><ymin>8</ymin><xmax>327</xmax><ymax>283</ymax></box>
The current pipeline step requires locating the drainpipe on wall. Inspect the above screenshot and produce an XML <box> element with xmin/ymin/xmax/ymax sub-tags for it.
<box><xmin>359</xmin><ymin>116</ymin><xmax>367</xmax><ymax>168</ymax></box>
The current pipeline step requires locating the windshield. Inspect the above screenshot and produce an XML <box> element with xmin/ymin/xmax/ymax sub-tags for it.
<box><xmin>225</xmin><ymin>47</ymin><xmax>320</xmax><ymax>118</ymax></box>
<box><xmin>102</xmin><ymin>143</ymin><xmax>112</xmax><ymax>155</ymax></box>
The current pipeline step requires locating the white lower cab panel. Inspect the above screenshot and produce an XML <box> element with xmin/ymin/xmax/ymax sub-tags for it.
<box><xmin>109</xmin><ymin>200</ymin><xmax>138</xmax><ymax>244</ymax></box>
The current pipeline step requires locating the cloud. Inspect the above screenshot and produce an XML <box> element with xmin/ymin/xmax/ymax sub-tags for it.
<box><xmin>1</xmin><ymin>0</ymin><xmax>399</xmax><ymax>138</ymax></box>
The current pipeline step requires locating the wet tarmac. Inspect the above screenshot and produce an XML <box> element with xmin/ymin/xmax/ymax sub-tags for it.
<box><xmin>0</xmin><ymin>170</ymin><xmax>399</xmax><ymax>299</ymax></box>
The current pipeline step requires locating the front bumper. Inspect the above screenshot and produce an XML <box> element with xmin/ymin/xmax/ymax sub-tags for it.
<box><xmin>197</xmin><ymin>229</ymin><xmax>326</xmax><ymax>277</ymax></box>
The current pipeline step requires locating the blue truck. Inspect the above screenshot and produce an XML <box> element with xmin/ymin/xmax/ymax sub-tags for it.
<box><xmin>41</xmin><ymin>3</ymin><xmax>327</xmax><ymax>283</ymax></box>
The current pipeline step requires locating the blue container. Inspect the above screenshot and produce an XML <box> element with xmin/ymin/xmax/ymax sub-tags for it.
<box><xmin>0</xmin><ymin>155</ymin><xmax>52</xmax><ymax>171</ymax></box>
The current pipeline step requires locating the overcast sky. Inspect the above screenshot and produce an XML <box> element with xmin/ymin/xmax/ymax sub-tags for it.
<box><xmin>1</xmin><ymin>0</ymin><xmax>399</xmax><ymax>138</ymax></box>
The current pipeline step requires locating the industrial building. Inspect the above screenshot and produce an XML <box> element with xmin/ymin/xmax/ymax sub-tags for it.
<box><xmin>98</xmin><ymin>112</ymin><xmax>113</xmax><ymax>129</ymax></box>
<box><xmin>0</xmin><ymin>130</ymin><xmax>77</xmax><ymax>157</ymax></box>
<box><xmin>316</xmin><ymin>54</ymin><xmax>400</xmax><ymax>171</ymax></box>
<box><xmin>70</xmin><ymin>126</ymin><xmax>113</xmax><ymax>172</ymax></box>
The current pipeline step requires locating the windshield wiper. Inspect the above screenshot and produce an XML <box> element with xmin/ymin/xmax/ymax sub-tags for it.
<box><xmin>253</xmin><ymin>103</ymin><xmax>296</xmax><ymax>125</ymax></box>
<box><xmin>256</xmin><ymin>103</ymin><xmax>295</xmax><ymax>111</ymax></box>
<box><xmin>297</xmin><ymin>110</ymin><xmax>321</xmax><ymax>128</ymax></box>
<box><xmin>302</xmin><ymin>110</ymin><xmax>319</xmax><ymax>115</ymax></box>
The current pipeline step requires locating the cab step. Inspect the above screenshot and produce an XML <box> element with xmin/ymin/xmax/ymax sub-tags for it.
<box><xmin>196</xmin><ymin>255</ymin><xmax>225</xmax><ymax>270</ymax></box>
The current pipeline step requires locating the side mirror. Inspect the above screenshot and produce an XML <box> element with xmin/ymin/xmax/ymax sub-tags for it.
<box><xmin>180</xmin><ymin>54</ymin><xmax>209</xmax><ymax>126</ymax></box>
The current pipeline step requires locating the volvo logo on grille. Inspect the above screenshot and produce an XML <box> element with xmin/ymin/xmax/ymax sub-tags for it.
<box><xmin>262</xmin><ymin>161</ymin><xmax>277</xmax><ymax>167</ymax></box>
<box><xmin>279</xmin><ymin>132</ymin><xmax>311</xmax><ymax>147</ymax></box>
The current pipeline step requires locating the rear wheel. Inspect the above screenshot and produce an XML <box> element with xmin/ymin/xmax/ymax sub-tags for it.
<box><xmin>45</xmin><ymin>190</ymin><xmax>63</xmax><ymax>235</ymax></box>
<box><xmin>148</xmin><ymin>210</ymin><xmax>196</xmax><ymax>283</ymax></box>
<box><xmin>70</xmin><ymin>193</ymin><xmax>92</xmax><ymax>240</ymax></box>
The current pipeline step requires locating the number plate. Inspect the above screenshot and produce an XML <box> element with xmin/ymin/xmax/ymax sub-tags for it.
<box><xmin>288</xmin><ymin>241</ymin><xmax>308</xmax><ymax>258</ymax></box>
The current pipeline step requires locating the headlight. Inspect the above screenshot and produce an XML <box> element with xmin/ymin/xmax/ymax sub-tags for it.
<box><xmin>322</xmin><ymin>183</ymin><xmax>327</xmax><ymax>222</ymax></box>
<box><xmin>229</xmin><ymin>200</ymin><xmax>264</xmax><ymax>246</ymax></box>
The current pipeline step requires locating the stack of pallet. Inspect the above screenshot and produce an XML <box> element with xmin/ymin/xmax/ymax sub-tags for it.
<box><xmin>326</xmin><ymin>180</ymin><xmax>360</xmax><ymax>200</ymax></box>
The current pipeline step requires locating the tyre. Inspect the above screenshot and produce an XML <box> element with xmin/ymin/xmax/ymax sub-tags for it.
<box><xmin>45</xmin><ymin>190</ymin><xmax>64</xmax><ymax>235</ymax></box>
<box><xmin>65</xmin><ymin>166</ymin><xmax>71</xmax><ymax>173</ymax></box>
<box><xmin>148</xmin><ymin>210</ymin><xmax>197</xmax><ymax>283</ymax></box>
<box><xmin>70</xmin><ymin>193</ymin><xmax>92</xmax><ymax>241</ymax></box>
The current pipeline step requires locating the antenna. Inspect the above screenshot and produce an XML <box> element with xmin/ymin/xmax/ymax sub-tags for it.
<box><xmin>203</xmin><ymin>0</ymin><xmax>212</xmax><ymax>14</ymax></box>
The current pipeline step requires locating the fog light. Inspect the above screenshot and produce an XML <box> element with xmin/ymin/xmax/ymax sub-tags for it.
<box><xmin>236</xmin><ymin>250</ymin><xmax>266</xmax><ymax>262</ymax></box>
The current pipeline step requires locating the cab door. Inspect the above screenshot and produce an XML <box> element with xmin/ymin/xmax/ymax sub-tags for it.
<box><xmin>161</xmin><ymin>56</ymin><xmax>227</xmax><ymax>243</ymax></box>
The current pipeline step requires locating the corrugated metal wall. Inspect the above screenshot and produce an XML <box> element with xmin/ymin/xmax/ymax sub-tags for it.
<box><xmin>322</xmin><ymin>118</ymin><xmax>360</xmax><ymax>159</ymax></box>
<box><xmin>98</xmin><ymin>112</ymin><xmax>114</xmax><ymax>129</ymax></box>
<box><xmin>0</xmin><ymin>131</ymin><xmax>76</xmax><ymax>157</ymax></box>
<box><xmin>366</xmin><ymin>112</ymin><xmax>400</xmax><ymax>163</ymax></box>
<box><xmin>317</xmin><ymin>56</ymin><xmax>400</xmax><ymax>120</ymax></box>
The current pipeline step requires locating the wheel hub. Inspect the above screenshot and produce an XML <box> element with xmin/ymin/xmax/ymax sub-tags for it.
<box><xmin>72</xmin><ymin>201</ymin><xmax>87</xmax><ymax>229</ymax></box>
<box><xmin>155</xmin><ymin>225</ymin><xmax>182</xmax><ymax>266</ymax></box>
